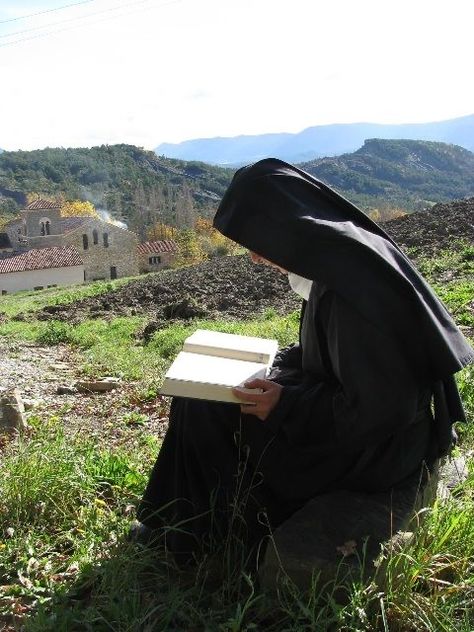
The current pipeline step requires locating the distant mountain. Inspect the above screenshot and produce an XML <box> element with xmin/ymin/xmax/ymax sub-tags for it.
<box><xmin>301</xmin><ymin>139</ymin><xmax>474</xmax><ymax>210</ymax></box>
<box><xmin>155</xmin><ymin>114</ymin><xmax>474</xmax><ymax>165</ymax></box>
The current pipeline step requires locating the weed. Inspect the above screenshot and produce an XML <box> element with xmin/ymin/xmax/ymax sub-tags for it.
<box><xmin>36</xmin><ymin>321</ymin><xmax>73</xmax><ymax>346</ymax></box>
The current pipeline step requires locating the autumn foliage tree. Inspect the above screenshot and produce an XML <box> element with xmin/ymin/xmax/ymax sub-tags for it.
<box><xmin>194</xmin><ymin>217</ymin><xmax>239</xmax><ymax>258</ymax></box>
<box><xmin>60</xmin><ymin>200</ymin><xmax>98</xmax><ymax>218</ymax></box>
<box><xmin>146</xmin><ymin>221</ymin><xmax>178</xmax><ymax>241</ymax></box>
<box><xmin>174</xmin><ymin>228</ymin><xmax>207</xmax><ymax>267</ymax></box>
<box><xmin>25</xmin><ymin>193</ymin><xmax>99</xmax><ymax>218</ymax></box>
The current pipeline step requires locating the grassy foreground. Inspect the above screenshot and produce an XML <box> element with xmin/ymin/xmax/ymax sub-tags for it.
<box><xmin>0</xmin><ymin>249</ymin><xmax>473</xmax><ymax>631</ymax></box>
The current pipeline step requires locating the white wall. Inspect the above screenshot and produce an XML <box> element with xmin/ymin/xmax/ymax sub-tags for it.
<box><xmin>0</xmin><ymin>265</ymin><xmax>84</xmax><ymax>294</ymax></box>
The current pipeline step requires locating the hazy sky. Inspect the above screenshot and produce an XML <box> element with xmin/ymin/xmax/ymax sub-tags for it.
<box><xmin>1</xmin><ymin>0</ymin><xmax>472</xmax><ymax>151</ymax></box>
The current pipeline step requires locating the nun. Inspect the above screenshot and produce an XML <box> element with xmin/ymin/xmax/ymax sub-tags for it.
<box><xmin>135</xmin><ymin>158</ymin><xmax>473</xmax><ymax>566</ymax></box>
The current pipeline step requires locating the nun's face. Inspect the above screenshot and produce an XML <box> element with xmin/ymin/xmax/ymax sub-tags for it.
<box><xmin>249</xmin><ymin>251</ymin><xmax>287</xmax><ymax>274</ymax></box>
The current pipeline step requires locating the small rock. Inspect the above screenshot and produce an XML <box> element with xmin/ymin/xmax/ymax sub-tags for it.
<box><xmin>75</xmin><ymin>377</ymin><xmax>121</xmax><ymax>393</ymax></box>
<box><xmin>49</xmin><ymin>362</ymin><xmax>70</xmax><ymax>371</ymax></box>
<box><xmin>56</xmin><ymin>385</ymin><xmax>78</xmax><ymax>395</ymax></box>
<box><xmin>0</xmin><ymin>388</ymin><xmax>27</xmax><ymax>432</ymax></box>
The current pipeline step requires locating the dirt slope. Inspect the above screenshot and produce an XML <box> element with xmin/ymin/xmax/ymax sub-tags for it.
<box><xmin>32</xmin><ymin>198</ymin><xmax>473</xmax><ymax>325</ymax></box>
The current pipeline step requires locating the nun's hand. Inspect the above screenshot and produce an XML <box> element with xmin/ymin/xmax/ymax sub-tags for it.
<box><xmin>232</xmin><ymin>378</ymin><xmax>283</xmax><ymax>421</ymax></box>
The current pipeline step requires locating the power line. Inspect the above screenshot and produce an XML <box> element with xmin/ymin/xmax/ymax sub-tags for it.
<box><xmin>0</xmin><ymin>0</ymin><xmax>181</xmax><ymax>48</ymax></box>
<box><xmin>0</xmin><ymin>0</ymin><xmax>96</xmax><ymax>24</ymax></box>
<box><xmin>0</xmin><ymin>0</ymin><xmax>162</xmax><ymax>40</ymax></box>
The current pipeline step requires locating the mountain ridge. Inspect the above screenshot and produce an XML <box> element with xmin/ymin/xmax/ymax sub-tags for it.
<box><xmin>155</xmin><ymin>114</ymin><xmax>474</xmax><ymax>165</ymax></box>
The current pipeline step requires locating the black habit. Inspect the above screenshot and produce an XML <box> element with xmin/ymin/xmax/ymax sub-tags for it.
<box><xmin>138</xmin><ymin>158</ymin><xmax>473</xmax><ymax>562</ymax></box>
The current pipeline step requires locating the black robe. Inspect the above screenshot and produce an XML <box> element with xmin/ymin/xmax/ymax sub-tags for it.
<box><xmin>138</xmin><ymin>158</ymin><xmax>473</xmax><ymax>562</ymax></box>
<box><xmin>138</xmin><ymin>283</ymin><xmax>436</xmax><ymax>561</ymax></box>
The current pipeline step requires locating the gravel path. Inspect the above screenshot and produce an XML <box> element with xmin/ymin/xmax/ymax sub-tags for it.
<box><xmin>0</xmin><ymin>338</ymin><xmax>169</xmax><ymax>445</ymax></box>
<box><xmin>0</xmin><ymin>338</ymin><xmax>77</xmax><ymax>401</ymax></box>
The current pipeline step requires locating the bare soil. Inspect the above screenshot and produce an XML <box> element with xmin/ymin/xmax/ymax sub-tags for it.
<box><xmin>28</xmin><ymin>197</ymin><xmax>473</xmax><ymax>326</ymax></box>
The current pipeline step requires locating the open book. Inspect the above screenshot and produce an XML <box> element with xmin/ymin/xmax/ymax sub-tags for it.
<box><xmin>160</xmin><ymin>329</ymin><xmax>279</xmax><ymax>403</ymax></box>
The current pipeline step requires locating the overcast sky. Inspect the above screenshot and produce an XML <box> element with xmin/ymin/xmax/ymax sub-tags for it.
<box><xmin>0</xmin><ymin>0</ymin><xmax>472</xmax><ymax>151</ymax></box>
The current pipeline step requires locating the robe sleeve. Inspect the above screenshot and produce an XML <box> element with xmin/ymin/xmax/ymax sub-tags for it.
<box><xmin>265</xmin><ymin>290</ymin><xmax>422</xmax><ymax>451</ymax></box>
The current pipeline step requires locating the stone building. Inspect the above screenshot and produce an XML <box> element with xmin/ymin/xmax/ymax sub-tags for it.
<box><xmin>0</xmin><ymin>246</ymin><xmax>84</xmax><ymax>295</ymax></box>
<box><xmin>137</xmin><ymin>239</ymin><xmax>178</xmax><ymax>273</ymax></box>
<box><xmin>1</xmin><ymin>199</ymin><xmax>139</xmax><ymax>286</ymax></box>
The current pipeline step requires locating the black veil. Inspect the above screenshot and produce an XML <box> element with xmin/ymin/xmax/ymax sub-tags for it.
<box><xmin>214</xmin><ymin>158</ymin><xmax>473</xmax><ymax>452</ymax></box>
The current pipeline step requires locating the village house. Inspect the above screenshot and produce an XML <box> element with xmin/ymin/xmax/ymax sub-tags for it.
<box><xmin>137</xmin><ymin>239</ymin><xmax>178</xmax><ymax>273</ymax></box>
<box><xmin>0</xmin><ymin>200</ymin><xmax>180</xmax><ymax>294</ymax></box>
<box><xmin>0</xmin><ymin>246</ymin><xmax>84</xmax><ymax>295</ymax></box>
<box><xmin>0</xmin><ymin>199</ymin><xmax>140</xmax><ymax>293</ymax></box>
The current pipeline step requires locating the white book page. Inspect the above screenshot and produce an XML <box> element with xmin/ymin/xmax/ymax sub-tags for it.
<box><xmin>164</xmin><ymin>351</ymin><xmax>268</xmax><ymax>387</ymax></box>
<box><xmin>183</xmin><ymin>329</ymin><xmax>278</xmax><ymax>363</ymax></box>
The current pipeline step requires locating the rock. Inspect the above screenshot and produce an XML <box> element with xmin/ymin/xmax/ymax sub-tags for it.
<box><xmin>437</xmin><ymin>454</ymin><xmax>469</xmax><ymax>499</ymax></box>
<box><xmin>0</xmin><ymin>388</ymin><xmax>28</xmax><ymax>432</ymax></box>
<box><xmin>49</xmin><ymin>362</ymin><xmax>70</xmax><ymax>371</ymax></box>
<box><xmin>260</xmin><ymin>464</ymin><xmax>439</xmax><ymax>597</ymax></box>
<box><xmin>439</xmin><ymin>455</ymin><xmax>469</xmax><ymax>490</ymax></box>
<box><xmin>56</xmin><ymin>385</ymin><xmax>78</xmax><ymax>395</ymax></box>
<box><xmin>75</xmin><ymin>377</ymin><xmax>121</xmax><ymax>393</ymax></box>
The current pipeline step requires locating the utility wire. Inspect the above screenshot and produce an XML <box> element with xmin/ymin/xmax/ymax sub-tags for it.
<box><xmin>0</xmin><ymin>0</ymin><xmax>95</xmax><ymax>24</ymax></box>
<box><xmin>0</xmin><ymin>0</ymin><xmax>181</xmax><ymax>48</ymax></box>
<box><xmin>0</xmin><ymin>0</ymin><xmax>163</xmax><ymax>40</ymax></box>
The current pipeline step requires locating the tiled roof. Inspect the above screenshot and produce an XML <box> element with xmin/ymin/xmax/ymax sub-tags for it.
<box><xmin>0</xmin><ymin>246</ymin><xmax>83</xmax><ymax>274</ymax></box>
<box><xmin>26</xmin><ymin>199</ymin><xmax>61</xmax><ymax>211</ymax></box>
<box><xmin>0</xmin><ymin>233</ymin><xmax>12</xmax><ymax>249</ymax></box>
<box><xmin>60</xmin><ymin>217</ymin><xmax>89</xmax><ymax>233</ymax></box>
<box><xmin>137</xmin><ymin>240</ymin><xmax>178</xmax><ymax>255</ymax></box>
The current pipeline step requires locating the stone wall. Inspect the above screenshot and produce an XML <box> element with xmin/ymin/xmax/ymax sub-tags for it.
<box><xmin>22</xmin><ymin>208</ymin><xmax>62</xmax><ymax>244</ymax></box>
<box><xmin>63</xmin><ymin>219</ymin><xmax>139</xmax><ymax>281</ymax></box>
<box><xmin>4</xmin><ymin>220</ymin><xmax>25</xmax><ymax>252</ymax></box>
<box><xmin>139</xmin><ymin>250</ymin><xmax>175</xmax><ymax>273</ymax></box>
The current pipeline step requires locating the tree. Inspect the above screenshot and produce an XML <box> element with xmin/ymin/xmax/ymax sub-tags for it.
<box><xmin>60</xmin><ymin>200</ymin><xmax>99</xmax><ymax>218</ymax></box>
<box><xmin>147</xmin><ymin>221</ymin><xmax>178</xmax><ymax>241</ymax></box>
<box><xmin>174</xmin><ymin>228</ymin><xmax>207</xmax><ymax>267</ymax></box>
<box><xmin>194</xmin><ymin>217</ymin><xmax>239</xmax><ymax>258</ymax></box>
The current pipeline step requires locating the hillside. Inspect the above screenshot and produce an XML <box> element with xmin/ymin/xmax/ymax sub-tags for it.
<box><xmin>155</xmin><ymin>114</ymin><xmax>474</xmax><ymax>164</ymax></box>
<box><xmin>0</xmin><ymin>145</ymin><xmax>232</xmax><ymax>236</ymax></box>
<box><xmin>302</xmin><ymin>139</ymin><xmax>474</xmax><ymax>210</ymax></box>
<box><xmin>1</xmin><ymin>141</ymin><xmax>473</xmax><ymax>232</ymax></box>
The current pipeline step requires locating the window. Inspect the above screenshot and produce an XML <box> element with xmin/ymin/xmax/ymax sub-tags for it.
<box><xmin>84</xmin><ymin>271</ymin><xmax>86</xmax><ymax>281</ymax></box>
<box><xmin>39</xmin><ymin>217</ymin><xmax>51</xmax><ymax>236</ymax></box>
<box><xmin>110</xmin><ymin>266</ymin><xmax>117</xmax><ymax>279</ymax></box>
<box><xmin>1</xmin><ymin>290</ymin><xmax>7</xmax><ymax>295</ymax></box>
<box><xmin>148</xmin><ymin>256</ymin><xmax>161</xmax><ymax>265</ymax></box>
<box><xmin>93</xmin><ymin>229</ymin><xmax>98</xmax><ymax>245</ymax></box>
<box><xmin>17</xmin><ymin>228</ymin><xmax>22</xmax><ymax>242</ymax></box>
<box><xmin>83</xmin><ymin>234</ymin><xmax>89</xmax><ymax>250</ymax></box>
<box><xmin>103</xmin><ymin>232</ymin><xmax>109</xmax><ymax>248</ymax></box>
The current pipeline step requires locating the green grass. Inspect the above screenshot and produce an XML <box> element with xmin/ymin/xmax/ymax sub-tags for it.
<box><xmin>0</xmin><ymin>276</ymin><xmax>133</xmax><ymax>318</ymax></box>
<box><xmin>0</xmin><ymin>249</ymin><xmax>473</xmax><ymax>630</ymax></box>
<box><xmin>1</xmin><ymin>416</ymin><xmax>474</xmax><ymax>630</ymax></box>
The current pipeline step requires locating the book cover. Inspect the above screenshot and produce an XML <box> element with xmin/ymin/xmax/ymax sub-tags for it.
<box><xmin>160</xmin><ymin>330</ymin><xmax>278</xmax><ymax>404</ymax></box>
